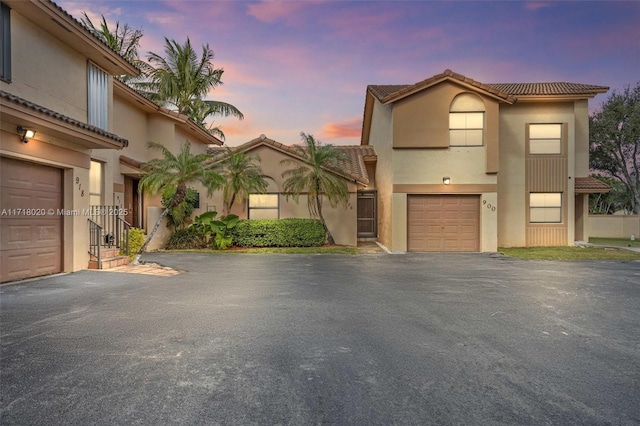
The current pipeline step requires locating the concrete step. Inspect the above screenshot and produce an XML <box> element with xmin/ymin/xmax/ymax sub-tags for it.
<box><xmin>88</xmin><ymin>255</ymin><xmax>130</xmax><ymax>270</ymax></box>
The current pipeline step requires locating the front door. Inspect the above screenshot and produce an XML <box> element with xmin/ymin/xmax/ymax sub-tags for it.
<box><xmin>357</xmin><ymin>191</ymin><xmax>377</xmax><ymax>238</ymax></box>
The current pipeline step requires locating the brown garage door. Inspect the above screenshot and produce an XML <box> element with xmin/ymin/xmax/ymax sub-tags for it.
<box><xmin>1</xmin><ymin>157</ymin><xmax>63</xmax><ymax>282</ymax></box>
<box><xmin>408</xmin><ymin>195</ymin><xmax>480</xmax><ymax>252</ymax></box>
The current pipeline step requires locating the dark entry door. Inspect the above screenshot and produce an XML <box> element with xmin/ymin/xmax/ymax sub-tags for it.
<box><xmin>357</xmin><ymin>191</ymin><xmax>377</xmax><ymax>238</ymax></box>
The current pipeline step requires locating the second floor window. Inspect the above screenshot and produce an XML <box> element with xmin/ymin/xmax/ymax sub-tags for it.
<box><xmin>529</xmin><ymin>124</ymin><xmax>562</xmax><ymax>154</ymax></box>
<box><xmin>87</xmin><ymin>62</ymin><xmax>108</xmax><ymax>130</ymax></box>
<box><xmin>449</xmin><ymin>93</ymin><xmax>485</xmax><ymax>147</ymax></box>
<box><xmin>1</xmin><ymin>2</ymin><xmax>11</xmax><ymax>82</ymax></box>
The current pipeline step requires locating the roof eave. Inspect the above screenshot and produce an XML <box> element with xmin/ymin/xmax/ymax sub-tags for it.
<box><xmin>5</xmin><ymin>0</ymin><xmax>140</xmax><ymax>76</ymax></box>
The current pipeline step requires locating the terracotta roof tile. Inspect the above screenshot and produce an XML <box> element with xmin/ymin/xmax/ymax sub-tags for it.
<box><xmin>1</xmin><ymin>90</ymin><xmax>129</xmax><ymax>147</ymax></box>
<box><xmin>575</xmin><ymin>177</ymin><xmax>612</xmax><ymax>193</ymax></box>
<box><xmin>47</xmin><ymin>0</ymin><xmax>140</xmax><ymax>73</ymax></box>
<box><xmin>488</xmin><ymin>82</ymin><xmax>609</xmax><ymax>96</ymax></box>
<box><xmin>367</xmin><ymin>69</ymin><xmax>608</xmax><ymax>103</ymax></box>
<box><xmin>208</xmin><ymin>137</ymin><xmax>376</xmax><ymax>185</ymax></box>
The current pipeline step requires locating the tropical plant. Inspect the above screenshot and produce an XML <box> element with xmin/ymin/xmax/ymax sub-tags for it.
<box><xmin>80</xmin><ymin>12</ymin><xmax>147</xmax><ymax>81</ymax></box>
<box><xmin>219</xmin><ymin>147</ymin><xmax>268</xmax><ymax>215</ymax></box>
<box><xmin>162</xmin><ymin>187</ymin><xmax>199</xmax><ymax>230</ymax></box>
<box><xmin>280</xmin><ymin>132</ymin><xmax>350</xmax><ymax>245</ymax></box>
<box><xmin>166</xmin><ymin>227</ymin><xmax>207</xmax><ymax>250</ymax></box>
<box><xmin>136</xmin><ymin>38</ymin><xmax>243</xmax><ymax>138</ymax></box>
<box><xmin>135</xmin><ymin>141</ymin><xmax>223</xmax><ymax>263</ymax></box>
<box><xmin>209</xmin><ymin>214</ymin><xmax>240</xmax><ymax>250</ymax></box>
<box><xmin>590</xmin><ymin>82</ymin><xmax>640</xmax><ymax>214</ymax></box>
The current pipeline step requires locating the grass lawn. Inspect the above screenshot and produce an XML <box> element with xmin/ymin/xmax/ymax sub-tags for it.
<box><xmin>165</xmin><ymin>246</ymin><xmax>359</xmax><ymax>255</ymax></box>
<box><xmin>589</xmin><ymin>237</ymin><xmax>640</xmax><ymax>248</ymax></box>
<box><xmin>499</xmin><ymin>246</ymin><xmax>640</xmax><ymax>261</ymax></box>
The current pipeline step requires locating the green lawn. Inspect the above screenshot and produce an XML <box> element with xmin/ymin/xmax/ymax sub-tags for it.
<box><xmin>499</xmin><ymin>246</ymin><xmax>640</xmax><ymax>261</ymax></box>
<box><xmin>589</xmin><ymin>237</ymin><xmax>640</xmax><ymax>248</ymax></box>
<box><xmin>165</xmin><ymin>246</ymin><xmax>359</xmax><ymax>255</ymax></box>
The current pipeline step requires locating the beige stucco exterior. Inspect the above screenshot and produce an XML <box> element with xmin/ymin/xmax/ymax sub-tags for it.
<box><xmin>0</xmin><ymin>0</ymin><xmax>136</xmax><ymax>280</ymax></box>
<box><xmin>204</xmin><ymin>143</ymin><xmax>360</xmax><ymax>247</ymax></box>
<box><xmin>362</xmin><ymin>71</ymin><xmax>606</xmax><ymax>252</ymax></box>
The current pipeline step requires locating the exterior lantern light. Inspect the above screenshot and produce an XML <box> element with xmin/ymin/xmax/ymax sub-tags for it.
<box><xmin>17</xmin><ymin>126</ymin><xmax>36</xmax><ymax>143</ymax></box>
<box><xmin>443</xmin><ymin>177</ymin><xmax>451</xmax><ymax>185</ymax></box>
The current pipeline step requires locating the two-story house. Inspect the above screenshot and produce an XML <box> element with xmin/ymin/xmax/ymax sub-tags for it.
<box><xmin>361</xmin><ymin>69</ymin><xmax>610</xmax><ymax>252</ymax></box>
<box><xmin>0</xmin><ymin>0</ymin><xmax>139</xmax><ymax>281</ymax></box>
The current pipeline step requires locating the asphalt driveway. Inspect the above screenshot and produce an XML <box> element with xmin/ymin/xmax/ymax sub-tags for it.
<box><xmin>1</xmin><ymin>253</ymin><xmax>639</xmax><ymax>425</ymax></box>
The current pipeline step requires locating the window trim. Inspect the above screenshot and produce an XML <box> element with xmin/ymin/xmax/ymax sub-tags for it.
<box><xmin>248</xmin><ymin>193</ymin><xmax>279</xmax><ymax>219</ymax></box>
<box><xmin>449</xmin><ymin>112</ymin><xmax>484</xmax><ymax>147</ymax></box>
<box><xmin>529</xmin><ymin>192</ymin><xmax>562</xmax><ymax>224</ymax></box>
<box><xmin>1</xmin><ymin>2</ymin><xmax>11</xmax><ymax>83</ymax></box>
<box><xmin>528</xmin><ymin>123</ymin><xmax>563</xmax><ymax>155</ymax></box>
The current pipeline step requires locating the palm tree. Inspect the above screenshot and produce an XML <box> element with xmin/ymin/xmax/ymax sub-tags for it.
<box><xmin>281</xmin><ymin>133</ymin><xmax>350</xmax><ymax>245</ymax></box>
<box><xmin>80</xmin><ymin>13</ymin><xmax>147</xmax><ymax>81</ymax></box>
<box><xmin>135</xmin><ymin>141</ymin><xmax>223</xmax><ymax>263</ymax></box>
<box><xmin>138</xmin><ymin>38</ymin><xmax>243</xmax><ymax>137</ymax></box>
<box><xmin>219</xmin><ymin>147</ymin><xmax>268</xmax><ymax>215</ymax></box>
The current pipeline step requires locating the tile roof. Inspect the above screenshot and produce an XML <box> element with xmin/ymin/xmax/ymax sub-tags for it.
<box><xmin>575</xmin><ymin>177</ymin><xmax>612</xmax><ymax>193</ymax></box>
<box><xmin>368</xmin><ymin>69</ymin><xmax>516</xmax><ymax>104</ymax></box>
<box><xmin>367</xmin><ymin>69</ymin><xmax>608</xmax><ymax>103</ymax></box>
<box><xmin>1</xmin><ymin>90</ymin><xmax>129</xmax><ymax>147</ymax></box>
<box><xmin>207</xmin><ymin>136</ymin><xmax>376</xmax><ymax>185</ymax></box>
<box><xmin>488</xmin><ymin>83</ymin><xmax>609</xmax><ymax>96</ymax></box>
<box><xmin>47</xmin><ymin>0</ymin><xmax>140</xmax><ymax>73</ymax></box>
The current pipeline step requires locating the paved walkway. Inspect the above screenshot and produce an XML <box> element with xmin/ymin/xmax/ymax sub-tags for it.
<box><xmin>96</xmin><ymin>262</ymin><xmax>182</xmax><ymax>277</ymax></box>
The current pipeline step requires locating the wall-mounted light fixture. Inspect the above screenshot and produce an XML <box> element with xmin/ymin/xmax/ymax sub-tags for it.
<box><xmin>443</xmin><ymin>177</ymin><xmax>451</xmax><ymax>185</ymax></box>
<box><xmin>17</xmin><ymin>126</ymin><xmax>36</xmax><ymax>143</ymax></box>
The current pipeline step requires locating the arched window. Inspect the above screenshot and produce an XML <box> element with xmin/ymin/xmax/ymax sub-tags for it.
<box><xmin>449</xmin><ymin>93</ymin><xmax>485</xmax><ymax>146</ymax></box>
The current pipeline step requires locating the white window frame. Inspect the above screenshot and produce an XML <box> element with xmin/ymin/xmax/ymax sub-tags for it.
<box><xmin>529</xmin><ymin>124</ymin><xmax>562</xmax><ymax>155</ymax></box>
<box><xmin>529</xmin><ymin>192</ymin><xmax>562</xmax><ymax>223</ymax></box>
<box><xmin>248</xmin><ymin>193</ymin><xmax>279</xmax><ymax>219</ymax></box>
<box><xmin>87</xmin><ymin>62</ymin><xmax>109</xmax><ymax>130</ymax></box>
<box><xmin>449</xmin><ymin>112</ymin><xmax>484</xmax><ymax>146</ymax></box>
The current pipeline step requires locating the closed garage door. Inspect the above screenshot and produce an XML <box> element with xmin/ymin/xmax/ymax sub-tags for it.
<box><xmin>408</xmin><ymin>195</ymin><xmax>480</xmax><ymax>252</ymax></box>
<box><xmin>1</xmin><ymin>157</ymin><xmax>63</xmax><ymax>282</ymax></box>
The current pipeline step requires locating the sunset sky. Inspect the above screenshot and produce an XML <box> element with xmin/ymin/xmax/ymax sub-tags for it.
<box><xmin>60</xmin><ymin>0</ymin><xmax>640</xmax><ymax>146</ymax></box>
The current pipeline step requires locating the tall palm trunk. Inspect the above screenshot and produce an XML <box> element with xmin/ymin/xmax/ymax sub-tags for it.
<box><xmin>132</xmin><ymin>207</ymin><xmax>170</xmax><ymax>264</ymax></box>
<box><xmin>132</xmin><ymin>184</ymin><xmax>186</xmax><ymax>264</ymax></box>
<box><xmin>315</xmin><ymin>192</ymin><xmax>335</xmax><ymax>245</ymax></box>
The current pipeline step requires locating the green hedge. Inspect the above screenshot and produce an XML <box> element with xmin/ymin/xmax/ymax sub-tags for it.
<box><xmin>232</xmin><ymin>219</ymin><xmax>326</xmax><ymax>247</ymax></box>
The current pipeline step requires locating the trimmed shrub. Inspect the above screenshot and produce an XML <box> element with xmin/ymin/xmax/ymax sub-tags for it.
<box><xmin>166</xmin><ymin>227</ymin><xmax>207</xmax><ymax>250</ymax></box>
<box><xmin>232</xmin><ymin>219</ymin><xmax>326</xmax><ymax>248</ymax></box>
<box><xmin>122</xmin><ymin>227</ymin><xmax>145</xmax><ymax>260</ymax></box>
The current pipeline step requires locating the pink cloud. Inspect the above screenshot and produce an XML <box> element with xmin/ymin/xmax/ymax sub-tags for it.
<box><xmin>246</xmin><ymin>1</ymin><xmax>308</xmax><ymax>25</ymax></box>
<box><xmin>525</xmin><ymin>2</ymin><xmax>554</xmax><ymax>11</ymax></box>
<box><xmin>319</xmin><ymin>117</ymin><xmax>362</xmax><ymax>140</ymax></box>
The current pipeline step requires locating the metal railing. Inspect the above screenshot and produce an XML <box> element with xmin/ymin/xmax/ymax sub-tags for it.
<box><xmin>88</xmin><ymin>206</ymin><xmax>131</xmax><ymax>260</ymax></box>
<box><xmin>88</xmin><ymin>218</ymin><xmax>102</xmax><ymax>269</ymax></box>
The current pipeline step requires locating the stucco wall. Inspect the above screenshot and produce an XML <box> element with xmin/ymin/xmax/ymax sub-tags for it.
<box><xmin>587</xmin><ymin>215</ymin><xmax>640</xmax><ymax>239</ymax></box>
<box><xmin>367</xmin><ymin>100</ymin><xmax>394</xmax><ymax>249</ymax></box>
<box><xmin>497</xmin><ymin>101</ymin><xmax>577</xmax><ymax>247</ymax></box>
<box><xmin>1</xmin><ymin>130</ymin><xmax>92</xmax><ymax>273</ymax></box>
<box><xmin>1</xmin><ymin>13</ymin><xmax>88</xmax><ymax>122</ymax></box>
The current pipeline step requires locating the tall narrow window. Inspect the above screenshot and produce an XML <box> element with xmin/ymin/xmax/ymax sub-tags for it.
<box><xmin>248</xmin><ymin>194</ymin><xmax>279</xmax><ymax>219</ymax></box>
<box><xmin>87</xmin><ymin>62</ymin><xmax>108</xmax><ymax>130</ymax></box>
<box><xmin>449</xmin><ymin>93</ymin><xmax>485</xmax><ymax>146</ymax></box>
<box><xmin>529</xmin><ymin>124</ymin><xmax>562</xmax><ymax>154</ymax></box>
<box><xmin>89</xmin><ymin>160</ymin><xmax>103</xmax><ymax>206</ymax></box>
<box><xmin>529</xmin><ymin>193</ymin><xmax>562</xmax><ymax>223</ymax></box>
<box><xmin>0</xmin><ymin>2</ymin><xmax>11</xmax><ymax>82</ymax></box>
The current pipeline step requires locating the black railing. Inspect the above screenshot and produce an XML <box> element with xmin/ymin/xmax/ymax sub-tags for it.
<box><xmin>88</xmin><ymin>218</ymin><xmax>102</xmax><ymax>269</ymax></box>
<box><xmin>88</xmin><ymin>206</ymin><xmax>130</xmax><ymax>257</ymax></box>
